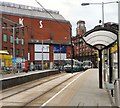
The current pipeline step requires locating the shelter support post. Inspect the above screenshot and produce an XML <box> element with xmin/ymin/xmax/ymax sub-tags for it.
<box><xmin>99</xmin><ymin>50</ymin><xmax>103</xmax><ymax>89</ymax></box>
<box><xmin>109</xmin><ymin>48</ymin><xmax>114</xmax><ymax>96</ymax></box>
<box><xmin>109</xmin><ymin>48</ymin><xmax>113</xmax><ymax>83</ymax></box>
<box><xmin>71</xmin><ymin>44</ymin><xmax>74</xmax><ymax>73</ymax></box>
<box><xmin>118</xmin><ymin>1</ymin><xmax>120</xmax><ymax>78</ymax></box>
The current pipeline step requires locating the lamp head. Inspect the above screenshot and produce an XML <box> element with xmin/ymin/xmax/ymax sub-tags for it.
<box><xmin>81</xmin><ymin>3</ymin><xmax>90</xmax><ymax>6</ymax></box>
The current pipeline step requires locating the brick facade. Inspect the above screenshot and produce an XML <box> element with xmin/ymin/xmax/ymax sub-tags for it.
<box><xmin>0</xmin><ymin>2</ymin><xmax>72</xmax><ymax>69</ymax></box>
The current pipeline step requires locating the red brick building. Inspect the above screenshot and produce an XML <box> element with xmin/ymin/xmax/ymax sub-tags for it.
<box><xmin>73</xmin><ymin>20</ymin><xmax>97</xmax><ymax>67</ymax></box>
<box><xmin>0</xmin><ymin>1</ymin><xmax>72</xmax><ymax>69</ymax></box>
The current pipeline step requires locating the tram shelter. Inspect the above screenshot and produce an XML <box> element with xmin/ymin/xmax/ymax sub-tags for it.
<box><xmin>82</xmin><ymin>27</ymin><xmax>118</xmax><ymax>89</ymax></box>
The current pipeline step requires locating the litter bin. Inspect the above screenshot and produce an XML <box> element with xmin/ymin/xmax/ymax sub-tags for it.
<box><xmin>114</xmin><ymin>79</ymin><xmax>120</xmax><ymax>107</ymax></box>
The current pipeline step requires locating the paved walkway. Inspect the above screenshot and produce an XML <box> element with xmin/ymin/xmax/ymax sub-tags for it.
<box><xmin>68</xmin><ymin>68</ymin><xmax>114</xmax><ymax>106</ymax></box>
<box><xmin>44</xmin><ymin>68</ymin><xmax>115</xmax><ymax>107</ymax></box>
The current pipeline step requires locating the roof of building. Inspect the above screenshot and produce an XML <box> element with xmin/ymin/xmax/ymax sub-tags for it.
<box><xmin>77</xmin><ymin>20</ymin><xmax>85</xmax><ymax>24</ymax></box>
<box><xmin>0</xmin><ymin>1</ymin><xmax>67</xmax><ymax>22</ymax></box>
<box><xmin>94</xmin><ymin>22</ymin><xmax>118</xmax><ymax>31</ymax></box>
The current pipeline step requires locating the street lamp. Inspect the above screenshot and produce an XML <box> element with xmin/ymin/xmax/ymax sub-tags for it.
<box><xmin>81</xmin><ymin>1</ymin><xmax>117</xmax><ymax>27</ymax></box>
<box><xmin>81</xmin><ymin>1</ymin><xmax>118</xmax><ymax>27</ymax></box>
<box><xmin>59</xmin><ymin>42</ymin><xmax>61</xmax><ymax>72</ymax></box>
<box><xmin>82</xmin><ymin>2</ymin><xmax>104</xmax><ymax>26</ymax></box>
<box><xmin>2</xmin><ymin>26</ymin><xmax>24</xmax><ymax>72</ymax></box>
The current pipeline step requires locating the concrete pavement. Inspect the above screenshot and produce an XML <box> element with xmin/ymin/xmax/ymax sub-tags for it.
<box><xmin>46</xmin><ymin>68</ymin><xmax>115</xmax><ymax>107</ymax></box>
<box><xmin>68</xmin><ymin>68</ymin><xmax>114</xmax><ymax>106</ymax></box>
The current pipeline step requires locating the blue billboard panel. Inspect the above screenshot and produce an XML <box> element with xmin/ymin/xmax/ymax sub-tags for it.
<box><xmin>54</xmin><ymin>45</ymin><xmax>66</xmax><ymax>53</ymax></box>
<box><xmin>12</xmin><ymin>57</ymin><xmax>16</xmax><ymax>63</ymax></box>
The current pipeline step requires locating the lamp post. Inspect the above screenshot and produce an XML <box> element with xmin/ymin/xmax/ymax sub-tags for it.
<box><xmin>42</xmin><ymin>40</ymin><xmax>44</xmax><ymax>70</ymax></box>
<box><xmin>82</xmin><ymin>2</ymin><xmax>104</xmax><ymax>27</ymax></box>
<box><xmin>71</xmin><ymin>36</ymin><xmax>74</xmax><ymax>74</ymax></box>
<box><xmin>59</xmin><ymin>42</ymin><xmax>61</xmax><ymax>72</ymax></box>
<box><xmin>41</xmin><ymin>39</ymin><xmax>50</xmax><ymax>70</ymax></box>
<box><xmin>81</xmin><ymin>2</ymin><xmax>118</xmax><ymax>27</ymax></box>
<box><xmin>2</xmin><ymin>26</ymin><xmax>24</xmax><ymax>73</ymax></box>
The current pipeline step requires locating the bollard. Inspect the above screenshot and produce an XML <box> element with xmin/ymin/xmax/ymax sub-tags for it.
<box><xmin>114</xmin><ymin>79</ymin><xmax>120</xmax><ymax>107</ymax></box>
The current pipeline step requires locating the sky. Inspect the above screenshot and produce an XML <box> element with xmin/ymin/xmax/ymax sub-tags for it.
<box><xmin>0</xmin><ymin>0</ymin><xmax>118</xmax><ymax>36</ymax></box>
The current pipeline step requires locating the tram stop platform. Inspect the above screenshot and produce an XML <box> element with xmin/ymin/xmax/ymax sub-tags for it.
<box><xmin>0</xmin><ymin>69</ymin><xmax>60</xmax><ymax>90</ymax></box>
<box><xmin>68</xmin><ymin>68</ymin><xmax>116</xmax><ymax>107</ymax></box>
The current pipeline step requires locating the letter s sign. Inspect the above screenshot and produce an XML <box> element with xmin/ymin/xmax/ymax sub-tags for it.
<box><xmin>40</xmin><ymin>20</ymin><xmax>43</xmax><ymax>28</ymax></box>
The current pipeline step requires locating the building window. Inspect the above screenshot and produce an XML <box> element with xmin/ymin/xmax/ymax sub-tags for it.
<box><xmin>80</xmin><ymin>48</ymin><xmax>82</xmax><ymax>52</ymax></box>
<box><xmin>4</xmin><ymin>47</ymin><xmax>7</xmax><ymax>50</ymax></box>
<box><xmin>88</xmin><ymin>52</ymin><xmax>91</xmax><ymax>55</ymax></box>
<box><xmin>16</xmin><ymin>49</ymin><xmax>20</xmax><ymax>57</ymax></box>
<box><xmin>16</xmin><ymin>37</ymin><xmax>19</xmax><ymax>44</ymax></box>
<box><xmin>15</xmin><ymin>24</ymin><xmax>19</xmax><ymax>34</ymax></box>
<box><xmin>22</xmin><ymin>49</ymin><xmax>24</xmax><ymax>56</ymax></box>
<box><xmin>10</xmin><ymin>48</ymin><xmax>13</xmax><ymax>55</ymax></box>
<box><xmin>86</xmin><ymin>52</ymin><xmax>88</xmax><ymax>56</ymax></box>
<box><xmin>86</xmin><ymin>47</ymin><xmax>88</xmax><ymax>50</ymax></box>
<box><xmin>3</xmin><ymin>22</ymin><xmax>7</xmax><ymax>28</ymax></box>
<box><xmin>10</xmin><ymin>36</ymin><xmax>13</xmax><ymax>43</ymax></box>
<box><xmin>22</xmin><ymin>29</ymin><xmax>24</xmax><ymax>35</ymax></box>
<box><xmin>84</xmin><ymin>53</ymin><xmax>86</xmax><ymax>56</ymax></box>
<box><xmin>3</xmin><ymin>34</ymin><xmax>7</xmax><ymax>42</ymax></box>
<box><xmin>21</xmin><ymin>39</ymin><xmax>24</xmax><ymax>45</ymax></box>
<box><xmin>10</xmin><ymin>25</ymin><xmax>13</xmax><ymax>32</ymax></box>
<box><xmin>16</xmin><ymin>28</ymin><xmax>19</xmax><ymax>34</ymax></box>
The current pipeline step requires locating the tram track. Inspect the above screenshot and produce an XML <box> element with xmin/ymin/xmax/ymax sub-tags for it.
<box><xmin>1</xmin><ymin>72</ymin><xmax>65</xmax><ymax>100</ymax></box>
<box><xmin>22</xmin><ymin>73</ymin><xmax>80</xmax><ymax>107</ymax></box>
<box><xmin>1</xmin><ymin>72</ymin><xmax>81</xmax><ymax>107</ymax></box>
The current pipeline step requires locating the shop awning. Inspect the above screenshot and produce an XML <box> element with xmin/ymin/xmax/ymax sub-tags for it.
<box><xmin>0</xmin><ymin>50</ymin><xmax>9</xmax><ymax>54</ymax></box>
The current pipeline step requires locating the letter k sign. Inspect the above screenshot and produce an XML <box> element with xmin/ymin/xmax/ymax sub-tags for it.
<box><xmin>19</xmin><ymin>18</ymin><xmax>24</xmax><ymax>26</ymax></box>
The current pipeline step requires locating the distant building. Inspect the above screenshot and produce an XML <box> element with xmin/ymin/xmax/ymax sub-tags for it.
<box><xmin>76</xmin><ymin>20</ymin><xmax>86</xmax><ymax>36</ymax></box>
<box><xmin>73</xmin><ymin>21</ymin><xmax>118</xmax><ymax>67</ymax></box>
<box><xmin>0</xmin><ymin>1</ymin><xmax>72</xmax><ymax>69</ymax></box>
<box><xmin>94</xmin><ymin>22</ymin><xmax>118</xmax><ymax>31</ymax></box>
<box><xmin>73</xmin><ymin>20</ymin><xmax>97</xmax><ymax>67</ymax></box>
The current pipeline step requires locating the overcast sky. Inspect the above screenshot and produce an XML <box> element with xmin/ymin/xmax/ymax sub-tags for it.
<box><xmin>0</xmin><ymin>0</ymin><xmax>118</xmax><ymax>36</ymax></box>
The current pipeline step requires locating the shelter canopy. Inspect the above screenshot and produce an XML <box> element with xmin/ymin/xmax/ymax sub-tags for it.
<box><xmin>82</xmin><ymin>27</ymin><xmax>118</xmax><ymax>50</ymax></box>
